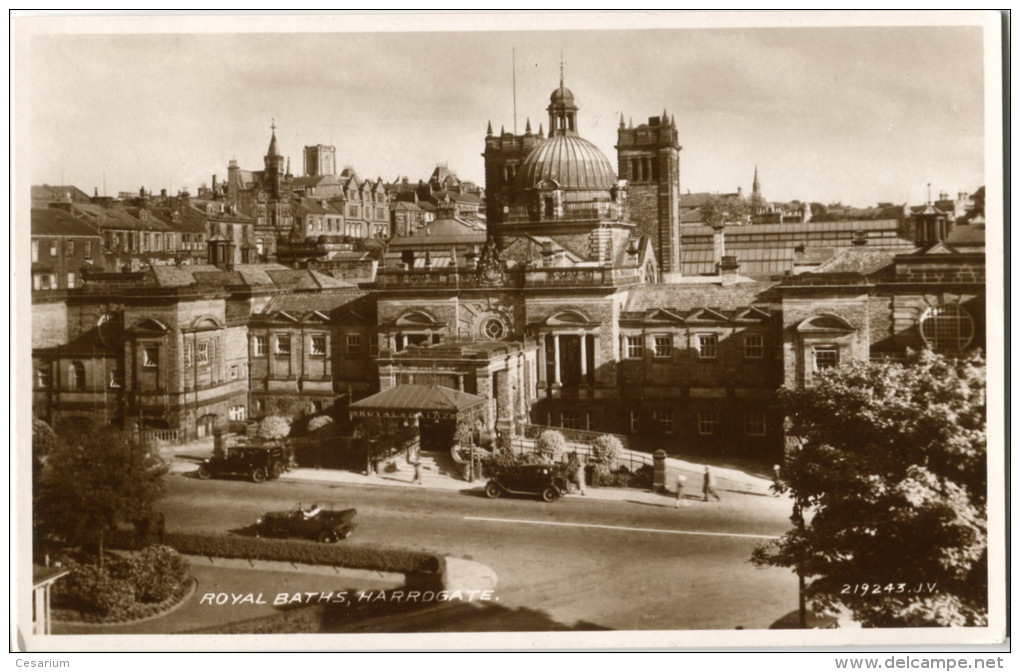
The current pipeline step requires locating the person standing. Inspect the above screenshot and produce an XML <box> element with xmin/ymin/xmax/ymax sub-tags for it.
<box><xmin>771</xmin><ymin>464</ymin><xmax>783</xmax><ymax>497</ymax></box>
<box><xmin>703</xmin><ymin>466</ymin><xmax>721</xmax><ymax>502</ymax></box>
<box><xmin>675</xmin><ymin>474</ymin><xmax>688</xmax><ymax>508</ymax></box>
<box><xmin>413</xmin><ymin>460</ymin><xmax>422</xmax><ymax>485</ymax></box>
<box><xmin>575</xmin><ymin>457</ymin><xmax>587</xmax><ymax>496</ymax></box>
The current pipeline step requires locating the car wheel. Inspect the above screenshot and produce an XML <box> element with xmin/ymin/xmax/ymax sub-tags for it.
<box><xmin>197</xmin><ymin>464</ymin><xmax>212</xmax><ymax>480</ymax></box>
<box><xmin>251</xmin><ymin>467</ymin><xmax>267</xmax><ymax>484</ymax></box>
<box><xmin>541</xmin><ymin>486</ymin><xmax>559</xmax><ymax>503</ymax></box>
<box><xmin>485</xmin><ymin>482</ymin><xmax>502</xmax><ymax>499</ymax></box>
<box><xmin>318</xmin><ymin>530</ymin><xmax>337</xmax><ymax>544</ymax></box>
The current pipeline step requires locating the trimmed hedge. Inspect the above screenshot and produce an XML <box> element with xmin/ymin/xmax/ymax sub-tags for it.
<box><xmin>105</xmin><ymin>529</ymin><xmax>445</xmax><ymax>578</ymax></box>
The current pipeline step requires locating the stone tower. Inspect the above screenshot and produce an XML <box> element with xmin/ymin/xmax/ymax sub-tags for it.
<box><xmin>482</xmin><ymin>118</ymin><xmax>543</xmax><ymax>230</ymax></box>
<box><xmin>303</xmin><ymin>144</ymin><xmax>337</xmax><ymax>177</ymax></box>
<box><xmin>264</xmin><ymin>121</ymin><xmax>286</xmax><ymax>199</ymax></box>
<box><xmin>615</xmin><ymin>112</ymin><xmax>682</xmax><ymax>278</ymax></box>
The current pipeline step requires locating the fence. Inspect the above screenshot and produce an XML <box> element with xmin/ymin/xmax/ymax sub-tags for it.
<box><xmin>516</xmin><ymin>424</ymin><xmax>652</xmax><ymax>471</ymax></box>
<box><xmin>137</xmin><ymin>429</ymin><xmax>181</xmax><ymax>444</ymax></box>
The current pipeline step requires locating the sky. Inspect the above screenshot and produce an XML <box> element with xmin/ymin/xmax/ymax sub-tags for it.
<box><xmin>23</xmin><ymin>14</ymin><xmax>988</xmax><ymax>208</ymax></box>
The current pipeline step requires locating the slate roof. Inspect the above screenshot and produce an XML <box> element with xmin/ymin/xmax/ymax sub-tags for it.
<box><xmin>624</xmin><ymin>281</ymin><xmax>776</xmax><ymax>314</ymax></box>
<box><xmin>349</xmin><ymin>384</ymin><xmax>485</xmax><ymax>414</ymax></box>
<box><xmin>71</xmin><ymin>203</ymin><xmax>173</xmax><ymax>232</ymax></box>
<box><xmin>32</xmin><ymin>208</ymin><xmax>102</xmax><ymax>237</ymax></box>
<box><xmin>259</xmin><ymin>289</ymin><xmax>368</xmax><ymax>316</ymax></box>
<box><xmin>388</xmin><ymin>216</ymin><xmax>487</xmax><ymax>247</ymax></box>
<box><xmin>813</xmin><ymin>247</ymin><xmax>908</xmax><ymax>275</ymax></box>
<box><xmin>149</xmin><ymin>263</ymin><xmax>290</xmax><ymax>287</ymax></box>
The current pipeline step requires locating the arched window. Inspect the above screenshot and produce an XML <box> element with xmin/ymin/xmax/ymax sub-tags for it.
<box><xmin>920</xmin><ymin>304</ymin><xmax>974</xmax><ymax>352</ymax></box>
<box><xmin>68</xmin><ymin>361</ymin><xmax>85</xmax><ymax>390</ymax></box>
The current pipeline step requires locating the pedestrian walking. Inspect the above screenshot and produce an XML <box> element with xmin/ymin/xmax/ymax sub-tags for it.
<box><xmin>575</xmin><ymin>458</ymin><xmax>587</xmax><ymax>496</ymax></box>
<box><xmin>413</xmin><ymin>460</ymin><xmax>422</xmax><ymax>485</ymax></box>
<box><xmin>771</xmin><ymin>464</ymin><xmax>783</xmax><ymax>496</ymax></box>
<box><xmin>703</xmin><ymin>466</ymin><xmax>721</xmax><ymax>502</ymax></box>
<box><xmin>675</xmin><ymin>474</ymin><xmax>688</xmax><ymax>508</ymax></box>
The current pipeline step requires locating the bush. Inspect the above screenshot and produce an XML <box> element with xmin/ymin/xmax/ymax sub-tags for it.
<box><xmin>590</xmin><ymin>434</ymin><xmax>623</xmax><ymax>475</ymax></box>
<box><xmin>535</xmin><ymin>430</ymin><xmax>567</xmax><ymax>462</ymax></box>
<box><xmin>55</xmin><ymin>563</ymin><xmax>136</xmax><ymax>618</ymax></box>
<box><xmin>127</xmin><ymin>545</ymin><xmax>190</xmax><ymax>602</ymax></box>
<box><xmin>307</xmin><ymin>415</ymin><xmax>334</xmax><ymax>436</ymax></box>
<box><xmin>258</xmin><ymin>415</ymin><xmax>292</xmax><ymax>440</ymax></box>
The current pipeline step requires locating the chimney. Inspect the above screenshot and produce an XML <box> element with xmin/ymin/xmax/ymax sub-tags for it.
<box><xmin>852</xmin><ymin>230</ymin><xmax>868</xmax><ymax>246</ymax></box>
<box><xmin>711</xmin><ymin>223</ymin><xmax>726</xmax><ymax>269</ymax></box>
<box><xmin>160</xmin><ymin>188</ymin><xmax>168</xmax><ymax>198</ymax></box>
<box><xmin>718</xmin><ymin>255</ymin><xmax>740</xmax><ymax>276</ymax></box>
<box><xmin>212</xmin><ymin>174</ymin><xmax>219</xmax><ymax>193</ymax></box>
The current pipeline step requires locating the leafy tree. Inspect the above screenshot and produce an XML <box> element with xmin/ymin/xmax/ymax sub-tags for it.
<box><xmin>590</xmin><ymin>434</ymin><xmax>623</xmax><ymax>475</ymax></box>
<box><xmin>35</xmin><ymin>418</ymin><xmax>168</xmax><ymax>569</ymax></box>
<box><xmin>752</xmin><ymin>350</ymin><xmax>987</xmax><ymax>627</ymax></box>
<box><xmin>535</xmin><ymin>430</ymin><xmax>567</xmax><ymax>462</ymax></box>
<box><xmin>702</xmin><ymin>195</ymin><xmax>751</xmax><ymax>228</ymax></box>
<box><xmin>257</xmin><ymin>415</ymin><xmax>292</xmax><ymax>440</ymax></box>
<box><xmin>306</xmin><ymin>415</ymin><xmax>335</xmax><ymax>436</ymax></box>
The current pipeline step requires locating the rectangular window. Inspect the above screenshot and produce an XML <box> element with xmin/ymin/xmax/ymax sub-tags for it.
<box><xmin>108</xmin><ymin>370</ymin><xmax>122</xmax><ymax>388</ymax></box>
<box><xmin>197</xmin><ymin>341</ymin><xmax>210</xmax><ymax>365</ymax></box>
<box><xmin>311</xmin><ymin>334</ymin><xmax>326</xmax><ymax>356</ymax></box>
<box><xmin>698</xmin><ymin>334</ymin><xmax>718</xmax><ymax>359</ymax></box>
<box><xmin>814</xmin><ymin>346</ymin><xmax>839</xmax><ymax>371</ymax></box>
<box><xmin>698</xmin><ymin>410</ymin><xmax>720</xmax><ymax>435</ymax></box>
<box><xmin>229</xmin><ymin>405</ymin><xmax>247</xmax><ymax>421</ymax></box>
<box><xmin>230</xmin><ymin>365</ymin><xmax>239</xmax><ymax>379</ymax></box>
<box><xmin>67</xmin><ymin>240</ymin><xmax>75</xmax><ymax>256</ymax></box>
<box><xmin>154</xmin><ymin>235</ymin><xmax>162</xmax><ymax>251</ymax></box>
<box><xmin>346</xmin><ymin>334</ymin><xmax>362</xmax><ymax>358</ymax></box>
<box><xmin>652</xmin><ymin>410</ymin><xmax>674</xmax><ymax>434</ymax></box>
<box><xmin>745</xmin><ymin>413</ymin><xmax>766</xmax><ymax>437</ymax></box>
<box><xmin>348</xmin><ymin>205</ymin><xmax>358</xmax><ymax>218</ymax></box>
<box><xmin>561</xmin><ymin>411</ymin><xmax>583</xmax><ymax>430</ymax></box>
<box><xmin>369</xmin><ymin>335</ymin><xmax>379</xmax><ymax>358</ymax></box>
<box><xmin>50</xmin><ymin>241</ymin><xmax>58</xmax><ymax>257</ymax></box>
<box><xmin>66</xmin><ymin>272</ymin><xmax>76</xmax><ymax>289</ymax></box>
<box><xmin>32</xmin><ymin>240</ymin><xmax>39</xmax><ymax>263</ymax></box>
<box><xmin>744</xmin><ymin>334</ymin><xmax>764</xmax><ymax>359</ymax></box>
<box><xmin>142</xmin><ymin>346</ymin><xmax>159</xmax><ymax>368</ymax></box>
<box><xmin>84</xmin><ymin>241</ymin><xmax>91</xmax><ymax>258</ymax></box>
<box><xmin>275</xmin><ymin>335</ymin><xmax>291</xmax><ymax>356</ymax></box>
<box><xmin>625</xmin><ymin>335</ymin><xmax>644</xmax><ymax>359</ymax></box>
<box><xmin>252</xmin><ymin>335</ymin><xmax>266</xmax><ymax>357</ymax></box>
<box><xmin>653</xmin><ymin>335</ymin><xmax>672</xmax><ymax>358</ymax></box>
<box><xmin>184</xmin><ymin>343</ymin><xmax>193</xmax><ymax>367</ymax></box>
<box><xmin>629</xmin><ymin>409</ymin><xmax>641</xmax><ymax>433</ymax></box>
<box><xmin>36</xmin><ymin>369</ymin><xmax>50</xmax><ymax>388</ymax></box>
<box><xmin>141</xmin><ymin>233</ymin><xmax>149</xmax><ymax>252</ymax></box>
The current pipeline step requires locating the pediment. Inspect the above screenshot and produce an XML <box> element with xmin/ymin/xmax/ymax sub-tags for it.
<box><xmin>796</xmin><ymin>314</ymin><xmax>856</xmax><ymax>333</ymax></box>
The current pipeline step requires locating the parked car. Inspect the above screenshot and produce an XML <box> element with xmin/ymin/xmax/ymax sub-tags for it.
<box><xmin>485</xmin><ymin>463</ymin><xmax>571</xmax><ymax>502</ymax></box>
<box><xmin>256</xmin><ymin>502</ymin><xmax>358</xmax><ymax>543</ymax></box>
<box><xmin>197</xmin><ymin>445</ymin><xmax>288</xmax><ymax>484</ymax></box>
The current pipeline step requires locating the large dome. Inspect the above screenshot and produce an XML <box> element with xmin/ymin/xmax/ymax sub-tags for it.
<box><xmin>515</xmin><ymin>134</ymin><xmax>617</xmax><ymax>191</ymax></box>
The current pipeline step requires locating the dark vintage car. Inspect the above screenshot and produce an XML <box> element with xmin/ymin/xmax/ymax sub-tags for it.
<box><xmin>485</xmin><ymin>463</ymin><xmax>571</xmax><ymax>502</ymax></box>
<box><xmin>197</xmin><ymin>445</ymin><xmax>288</xmax><ymax>484</ymax></box>
<box><xmin>256</xmin><ymin>502</ymin><xmax>357</xmax><ymax>543</ymax></box>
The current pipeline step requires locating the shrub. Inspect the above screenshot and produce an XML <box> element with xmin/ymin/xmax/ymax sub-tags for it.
<box><xmin>55</xmin><ymin>563</ymin><xmax>136</xmax><ymax>618</ymax></box>
<box><xmin>590</xmin><ymin>434</ymin><xmax>623</xmax><ymax>475</ymax></box>
<box><xmin>127</xmin><ymin>545</ymin><xmax>190</xmax><ymax>602</ymax></box>
<box><xmin>535</xmin><ymin>430</ymin><xmax>567</xmax><ymax>462</ymax></box>
<box><xmin>258</xmin><ymin>415</ymin><xmax>292</xmax><ymax>440</ymax></box>
<box><xmin>307</xmin><ymin>415</ymin><xmax>334</xmax><ymax>436</ymax></box>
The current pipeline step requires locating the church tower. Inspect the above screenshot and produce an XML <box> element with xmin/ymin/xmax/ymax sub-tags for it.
<box><xmin>264</xmin><ymin>121</ymin><xmax>286</xmax><ymax>199</ymax></box>
<box><xmin>615</xmin><ymin>111</ymin><xmax>682</xmax><ymax>278</ymax></box>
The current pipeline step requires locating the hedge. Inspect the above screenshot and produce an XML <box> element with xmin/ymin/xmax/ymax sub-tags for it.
<box><xmin>105</xmin><ymin>529</ymin><xmax>445</xmax><ymax>578</ymax></box>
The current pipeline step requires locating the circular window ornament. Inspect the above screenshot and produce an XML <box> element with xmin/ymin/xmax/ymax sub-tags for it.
<box><xmin>482</xmin><ymin>318</ymin><xmax>506</xmax><ymax>341</ymax></box>
<box><xmin>920</xmin><ymin>304</ymin><xmax>974</xmax><ymax>352</ymax></box>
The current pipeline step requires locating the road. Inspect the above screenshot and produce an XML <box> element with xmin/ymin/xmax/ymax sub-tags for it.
<box><xmin>158</xmin><ymin>472</ymin><xmax>798</xmax><ymax>632</ymax></box>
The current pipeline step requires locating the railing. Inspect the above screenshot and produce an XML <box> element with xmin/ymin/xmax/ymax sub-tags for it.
<box><xmin>137</xmin><ymin>429</ymin><xmax>181</xmax><ymax>444</ymax></box>
<box><xmin>505</xmin><ymin>201</ymin><xmax>622</xmax><ymax>224</ymax></box>
<box><xmin>523</xmin><ymin>265</ymin><xmax>643</xmax><ymax>287</ymax></box>
<box><xmin>521</xmin><ymin>423</ymin><xmax>630</xmax><ymax>451</ymax></box>
<box><xmin>509</xmin><ymin>432</ymin><xmax>652</xmax><ymax>472</ymax></box>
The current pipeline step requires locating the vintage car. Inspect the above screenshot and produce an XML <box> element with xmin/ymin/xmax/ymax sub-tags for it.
<box><xmin>255</xmin><ymin>502</ymin><xmax>357</xmax><ymax>543</ymax></box>
<box><xmin>197</xmin><ymin>445</ymin><xmax>288</xmax><ymax>484</ymax></box>
<box><xmin>484</xmin><ymin>463</ymin><xmax>571</xmax><ymax>502</ymax></box>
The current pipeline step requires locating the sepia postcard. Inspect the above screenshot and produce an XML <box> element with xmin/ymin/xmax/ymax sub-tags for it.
<box><xmin>11</xmin><ymin>10</ymin><xmax>1007</xmax><ymax>654</ymax></box>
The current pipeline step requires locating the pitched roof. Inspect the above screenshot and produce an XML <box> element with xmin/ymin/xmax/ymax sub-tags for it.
<box><xmin>349</xmin><ymin>384</ymin><xmax>485</xmax><ymax>415</ymax></box>
<box><xmin>624</xmin><ymin>281</ymin><xmax>776</xmax><ymax>314</ymax></box>
<box><xmin>259</xmin><ymin>289</ymin><xmax>368</xmax><ymax>316</ymax></box>
<box><xmin>812</xmin><ymin>247</ymin><xmax>906</xmax><ymax>275</ymax></box>
<box><xmin>32</xmin><ymin>208</ymin><xmax>101</xmax><ymax>237</ymax></box>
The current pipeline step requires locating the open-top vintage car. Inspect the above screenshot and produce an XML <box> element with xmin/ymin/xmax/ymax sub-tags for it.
<box><xmin>485</xmin><ymin>463</ymin><xmax>571</xmax><ymax>502</ymax></box>
<box><xmin>255</xmin><ymin>502</ymin><xmax>358</xmax><ymax>543</ymax></box>
<box><xmin>197</xmin><ymin>445</ymin><xmax>288</xmax><ymax>484</ymax></box>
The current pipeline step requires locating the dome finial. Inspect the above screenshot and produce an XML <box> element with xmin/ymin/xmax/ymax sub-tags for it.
<box><xmin>560</xmin><ymin>50</ymin><xmax>564</xmax><ymax>88</ymax></box>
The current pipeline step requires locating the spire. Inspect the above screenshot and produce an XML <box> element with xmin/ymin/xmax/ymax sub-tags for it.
<box><xmin>525</xmin><ymin>117</ymin><xmax>532</xmax><ymax>134</ymax></box>
<box><xmin>663</xmin><ymin>107</ymin><xmax>668</xmax><ymax>122</ymax></box>
<box><xmin>629</xmin><ymin>117</ymin><xmax>633</xmax><ymax>129</ymax></box>
<box><xmin>267</xmin><ymin>119</ymin><xmax>280</xmax><ymax>157</ymax></box>
<box><xmin>500</xmin><ymin>125</ymin><xmax>505</xmax><ymax>135</ymax></box>
<box><xmin>752</xmin><ymin>165</ymin><xmax>761</xmax><ymax>196</ymax></box>
<box><xmin>620</xmin><ymin>113</ymin><xmax>626</xmax><ymax>129</ymax></box>
<box><xmin>560</xmin><ymin>50</ymin><xmax>564</xmax><ymax>88</ymax></box>
<box><xmin>538</xmin><ymin>122</ymin><xmax>544</xmax><ymax>138</ymax></box>
<box><xmin>671</xmin><ymin>114</ymin><xmax>676</xmax><ymax>128</ymax></box>
<box><xmin>486</xmin><ymin>120</ymin><xmax>493</xmax><ymax>136</ymax></box>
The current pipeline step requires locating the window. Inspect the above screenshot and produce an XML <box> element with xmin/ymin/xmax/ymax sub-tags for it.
<box><xmin>348</xmin><ymin>205</ymin><xmax>358</xmax><ymax>218</ymax></box>
<box><xmin>252</xmin><ymin>335</ymin><xmax>266</xmax><ymax>357</ymax></box>
<box><xmin>629</xmin><ymin>409</ymin><xmax>641</xmax><ymax>433</ymax></box>
<box><xmin>698</xmin><ymin>410</ymin><xmax>720</xmax><ymax>435</ymax></box>
<box><xmin>369</xmin><ymin>335</ymin><xmax>379</xmax><ymax>358</ymax></box>
<box><xmin>652</xmin><ymin>409</ymin><xmax>673</xmax><ymax>434</ymax></box>
<box><xmin>653</xmin><ymin>335</ymin><xmax>672</xmax><ymax>358</ymax></box>
<box><xmin>813</xmin><ymin>346</ymin><xmax>839</xmax><ymax>372</ymax></box>
<box><xmin>311</xmin><ymin>334</ymin><xmax>327</xmax><ymax>356</ymax></box>
<box><xmin>197</xmin><ymin>341</ymin><xmax>210</xmax><ymax>365</ymax></box>
<box><xmin>745</xmin><ymin>413</ymin><xmax>766</xmax><ymax>437</ymax></box>
<box><xmin>67</xmin><ymin>240</ymin><xmax>75</xmax><ymax>256</ymax></box>
<box><xmin>744</xmin><ymin>334</ymin><xmax>764</xmax><ymax>359</ymax></box>
<box><xmin>32</xmin><ymin>240</ymin><xmax>39</xmax><ymax>262</ymax></box>
<box><xmin>920</xmin><ymin>304</ymin><xmax>974</xmax><ymax>352</ymax></box>
<box><xmin>142</xmin><ymin>346</ymin><xmax>159</xmax><ymax>368</ymax></box>
<box><xmin>253</xmin><ymin>398</ymin><xmax>265</xmax><ymax>413</ymax></box>
<box><xmin>275</xmin><ymin>335</ymin><xmax>291</xmax><ymax>356</ymax></box>
<box><xmin>230</xmin><ymin>365</ymin><xmax>239</xmax><ymax>379</ymax></box>
<box><xmin>69</xmin><ymin>362</ymin><xmax>86</xmax><ymax>390</ymax></box>
<box><xmin>36</xmin><ymin>369</ymin><xmax>50</xmax><ymax>388</ymax></box>
<box><xmin>482</xmin><ymin>318</ymin><xmax>506</xmax><ymax>341</ymax></box>
<box><xmin>561</xmin><ymin>411</ymin><xmax>584</xmax><ymax>430</ymax></box>
<box><xmin>184</xmin><ymin>343</ymin><xmax>193</xmax><ymax>367</ymax></box>
<box><xmin>229</xmin><ymin>405</ymin><xmax>247</xmax><ymax>421</ymax></box>
<box><xmin>625</xmin><ymin>335</ymin><xmax>644</xmax><ymax>359</ymax></box>
<box><xmin>84</xmin><ymin>241</ymin><xmax>91</xmax><ymax>258</ymax></box>
<box><xmin>346</xmin><ymin>334</ymin><xmax>362</xmax><ymax>358</ymax></box>
<box><xmin>141</xmin><ymin>233</ymin><xmax>149</xmax><ymax>252</ymax></box>
<box><xmin>697</xmin><ymin>334</ymin><xmax>718</xmax><ymax>359</ymax></box>
<box><xmin>108</xmin><ymin>370</ymin><xmax>122</xmax><ymax>388</ymax></box>
<box><xmin>50</xmin><ymin>241</ymin><xmax>58</xmax><ymax>257</ymax></box>
<box><xmin>66</xmin><ymin>272</ymin><xmax>76</xmax><ymax>289</ymax></box>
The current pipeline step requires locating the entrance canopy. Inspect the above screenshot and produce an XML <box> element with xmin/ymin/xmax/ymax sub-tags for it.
<box><xmin>349</xmin><ymin>384</ymin><xmax>486</xmax><ymax>421</ymax></box>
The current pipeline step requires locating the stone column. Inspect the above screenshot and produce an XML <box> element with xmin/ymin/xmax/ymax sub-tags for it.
<box><xmin>579</xmin><ymin>331</ymin><xmax>588</xmax><ymax>378</ymax></box>
<box><xmin>537</xmin><ymin>333</ymin><xmax>547</xmax><ymax>388</ymax></box>
<box><xmin>552</xmin><ymin>333</ymin><xmax>562</xmax><ymax>386</ymax></box>
<box><xmin>592</xmin><ymin>335</ymin><xmax>602</xmax><ymax>384</ymax></box>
